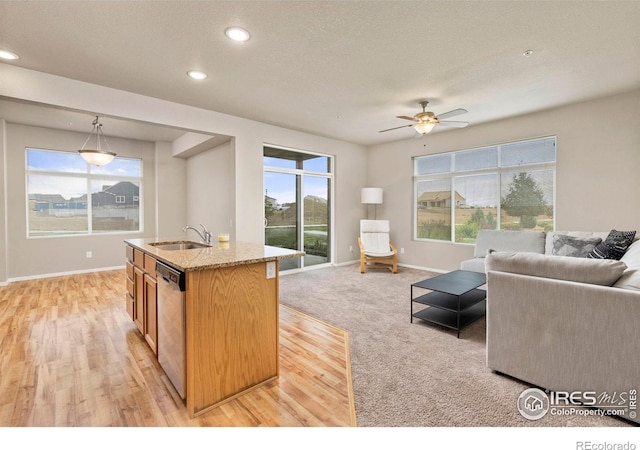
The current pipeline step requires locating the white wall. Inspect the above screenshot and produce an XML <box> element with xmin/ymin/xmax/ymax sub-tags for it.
<box><xmin>0</xmin><ymin>120</ymin><xmax>7</xmax><ymax>283</ymax></box>
<box><xmin>0</xmin><ymin>64</ymin><xmax>369</xmax><ymax>279</ymax></box>
<box><xmin>1</xmin><ymin>65</ymin><xmax>637</xmax><ymax>278</ymax></box>
<box><xmin>185</xmin><ymin>141</ymin><xmax>235</xmax><ymax>242</ymax></box>
<box><xmin>155</xmin><ymin>141</ymin><xmax>188</xmax><ymax>239</ymax></box>
<box><xmin>4</xmin><ymin>123</ymin><xmax>157</xmax><ymax>279</ymax></box>
<box><xmin>367</xmin><ymin>89</ymin><xmax>640</xmax><ymax>271</ymax></box>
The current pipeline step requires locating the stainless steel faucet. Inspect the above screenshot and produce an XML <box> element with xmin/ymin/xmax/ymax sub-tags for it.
<box><xmin>182</xmin><ymin>224</ymin><xmax>212</xmax><ymax>245</ymax></box>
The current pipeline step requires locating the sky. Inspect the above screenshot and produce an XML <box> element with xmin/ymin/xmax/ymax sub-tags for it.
<box><xmin>27</xmin><ymin>148</ymin><xmax>141</xmax><ymax>200</ymax></box>
<box><xmin>263</xmin><ymin>154</ymin><xmax>331</xmax><ymax>205</ymax></box>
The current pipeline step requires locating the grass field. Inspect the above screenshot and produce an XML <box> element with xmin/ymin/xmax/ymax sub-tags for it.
<box><xmin>28</xmin><ymin>210</ymin><xmax>138</xmax><ymax>235</ymax></box>
<box><xmin>416</xmin><ymin>207</ymin><xmax>553</xmax><ymax>243</ymax></box>
<box><xmin>265</xmin><ymin>225</ymin><xmax>328</xmax><ymax>257</ymax></box>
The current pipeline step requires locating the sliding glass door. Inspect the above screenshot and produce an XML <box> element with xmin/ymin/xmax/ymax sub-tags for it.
<box><xmin>264</xmin><ymin>145</ymin><xmax>332</xmax><ymax>271</ymax></box>
<box><xmin>264</xmin><ymin>171</ymin><xmax>301</xmax><ymax>270</ymax></box>
<box><xmin>303</xmin><ymin>175</ymin><xmax>329</xmax><ymax>267</ymax></box>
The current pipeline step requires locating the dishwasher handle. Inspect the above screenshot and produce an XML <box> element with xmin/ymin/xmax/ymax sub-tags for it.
<box><xmin>156</xmin><ymin>261</ymin><xmax>186</xmax><ymax>292</ymax></box>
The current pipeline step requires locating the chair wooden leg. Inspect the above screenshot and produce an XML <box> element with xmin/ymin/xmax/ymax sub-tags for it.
<box><xmin>360</xmin><ymin>254</ymin><xmax>365</xmax><ymax>273</ymax></box>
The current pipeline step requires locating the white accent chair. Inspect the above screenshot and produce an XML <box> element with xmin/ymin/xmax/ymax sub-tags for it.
<box><xmin>358</xmin><ymin>219</ymin><xmax>398</xmax><ymax>274</ymax></box>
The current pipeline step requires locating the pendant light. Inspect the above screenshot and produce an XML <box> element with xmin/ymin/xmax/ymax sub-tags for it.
<box><xmin>78</xmin><ymin>115</ymin><xmax>116</xmax><ymax>166</ymax></box>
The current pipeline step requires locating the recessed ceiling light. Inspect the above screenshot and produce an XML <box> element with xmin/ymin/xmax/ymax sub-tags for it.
<box><xmin>225</xmin><ymin>27</ymin><xmax>251</xmax><ymax>42</ymax></box>
<box><xmin>187</xmin><ymin>70</ymin><xmax>208</xmax><ymax>80</ymax></box>
<box><xmin>0</xmin><ymin>49</ymin><xmax>19</xmax><ymax>60</ymax></box>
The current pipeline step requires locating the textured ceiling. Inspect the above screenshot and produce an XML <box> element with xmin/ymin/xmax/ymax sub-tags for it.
<box><xmin>1</xmin><ymin>1</ymin><xmax>639</xmax><ymax>146</ymax></box>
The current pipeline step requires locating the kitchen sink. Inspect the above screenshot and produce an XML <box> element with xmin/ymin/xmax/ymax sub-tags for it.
<box><xmin>150</xmin><ymin>241</ymin><xmax>210</xmax><ymax>251</ymax></box>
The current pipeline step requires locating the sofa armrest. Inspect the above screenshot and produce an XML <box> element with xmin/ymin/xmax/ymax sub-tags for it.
<box><xmin>486</xmin><ymin>251</ymin><xmax>627</xmax><ymax>286</ymax></box>
<box><xmin>486</xmin><ymin>271</ymin><xmax>640</xmax><ymax>423</ymax></box>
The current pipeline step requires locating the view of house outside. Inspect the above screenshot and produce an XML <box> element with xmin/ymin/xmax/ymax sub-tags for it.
<box><xmin>414</xmin><ymin>137</ymin><xmax>556</xmax><ymax>243</ymax></box>
<box><xmin>26</xmin><ymin>148</ymin><xmax>142</xmax><ymax>237</ymax></box>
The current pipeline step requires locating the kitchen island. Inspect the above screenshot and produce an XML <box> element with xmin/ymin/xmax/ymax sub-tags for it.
<box><xmin>124</xmin><ymin>238</ymin><xmax>302</xmax><ymax>417</ymax></box>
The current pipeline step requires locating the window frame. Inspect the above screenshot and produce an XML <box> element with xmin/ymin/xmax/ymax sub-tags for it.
<box><xmin>413</xmin><ymin>136</ymin><xmax>556</xmax><ymax>244</ymax></box>
<box><xmin>25</xmin><ymin>147</ymin><xmax>143</xmax><ymax>238</ymax></box>
<box><xmin>263</xmin><ymin>143</ymin><xmax>335</xmax><ymax>271</ymax></box>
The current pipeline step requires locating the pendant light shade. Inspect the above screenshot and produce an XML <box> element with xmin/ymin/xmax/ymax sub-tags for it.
<box><xmin>78</xmin><ymin>116</ymin><xmax>116</xmax><ymax>166</ymax></box>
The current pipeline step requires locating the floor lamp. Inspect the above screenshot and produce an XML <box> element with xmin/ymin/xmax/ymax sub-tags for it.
<box><xmin>361</xmin><ymin>187</ymin><xmax>383</xmax><ymax>219</ymax></box>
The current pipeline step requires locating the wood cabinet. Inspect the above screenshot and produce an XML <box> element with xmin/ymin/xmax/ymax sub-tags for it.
<box><xmin>133</xmin><ymin>266</ymin><xmax>145</xmax><ymax>334</ymax></box>
<box><xmin>185</xmin><ymin>261</ymin><xmax>279</xmax><ymax>417</ymax></box>
<box><xmin>124</xmin><ymin>239</ymin><xmax>294</xmax><ymax>419</ymax></box>
<box><xmin>126</xmin><ymin>244</ymin><xmax>158</xmax><ymax>355</ymax></box>
<box><xmin>143</xmin><ymin>273</ymin><xmax>157</xmax><ymax>354</ymax></box>
<box><xmin>125</xmin><ymin>246</ymin><xmax>135</xmax><ymax>321</ymax></box>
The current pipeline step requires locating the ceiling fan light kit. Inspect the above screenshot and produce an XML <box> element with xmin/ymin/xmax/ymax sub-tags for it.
<box><xmin>379</xmin><ymin>100</ymin><xmax>469</xmax><ymax>135</ymax></box>
<box><xmin>414</xmin><ymin>122</ymin><xmax>436</xmax><ymax>135</ymax></box>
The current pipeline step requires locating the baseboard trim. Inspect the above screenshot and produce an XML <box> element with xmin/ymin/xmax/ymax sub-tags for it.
<box><xmin>329</xmin><ymin>260</ymin><xmax>448</xmax><ymax>273</ymax></box>
<box><xmin>7</xmin><ymin>265</ymin><xmax>125</xmax><ymax>284</ymax></box>
<box><xmin>398</xmin><ymin>263</ymin><xmax>448</xmax><ymax>273</ymax></box>
<box><xmin>334</xmin><ymin>259</ymin><xmax>359</xmax><ymax>267</ymax></box>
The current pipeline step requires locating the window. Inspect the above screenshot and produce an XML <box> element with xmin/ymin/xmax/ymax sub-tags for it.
<box><xmin>414</xmin><ymin>137</ymin><xmax>555</xmax><ymax>243</ymax></box>
<box><xmin>27</xmin><ymin>148</ymin><xmax>142</xmax><ymax>237</ymax></box>
<box><xmin>263</xmin><ymin>145</ymin><xmax>333</xmax><ymax>271</ymax></box>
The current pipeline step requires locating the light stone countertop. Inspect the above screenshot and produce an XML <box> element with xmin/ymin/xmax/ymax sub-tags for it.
<box><xmin>125</xmin><ymin>238</ymin><xmax>304</xmax><ymax>272</ymax></box>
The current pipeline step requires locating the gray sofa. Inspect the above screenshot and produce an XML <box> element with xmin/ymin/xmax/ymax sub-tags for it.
<box><xmin>463</xmin><ymin>229</ymin><xmax>640</xmax><ymax>423</ymax></box>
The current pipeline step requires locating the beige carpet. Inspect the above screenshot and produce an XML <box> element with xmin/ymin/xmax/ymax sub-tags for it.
<box><xmin>279</xmin><ymin>264</ymin><xmax>631</xmax><ymax>427</ymax></box>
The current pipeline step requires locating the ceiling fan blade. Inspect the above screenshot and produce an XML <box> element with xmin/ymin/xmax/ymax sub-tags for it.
<box><xmin>436</xmin><ymin>108</ymin><xmax>467</xmax><ymax>120</ymax></box>
<box><xmin>396</xmin><ymin>115</ymin><xmax>417</xmax><ymax>121</ymax></box>
<box><xmin>437</xmin><ymin>120</ymin><xmax>469</xmax><ymax>128</ymax></box>
<box><xmin>378</xmin><ymin>124</ymin><xmax>415</xmax><ymax>133</ymax></box>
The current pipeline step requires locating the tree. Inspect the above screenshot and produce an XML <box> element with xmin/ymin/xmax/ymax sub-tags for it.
<box><xmin>468</xmin><ymin>208</ymin><xmax>497</xmax><ymax>230</ymax></box>
<box><xmin>264</xmin><ymin>196</ymin><xmax>276</xmax><ymax>220</ymax></box>
<box><xmin>501</xmin><ymin>172</ymin><xmax>547</xmax><ymax>228</ymax></box>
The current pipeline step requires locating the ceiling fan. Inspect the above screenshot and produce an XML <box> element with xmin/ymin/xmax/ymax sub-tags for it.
<box><xmin>379</xmin><ymin>101</ymin><xmax>469</xmax><ymax>135</ymax></box>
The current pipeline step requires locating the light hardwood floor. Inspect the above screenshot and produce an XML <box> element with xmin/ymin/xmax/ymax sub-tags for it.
<box><xmin>0</xmin><ymin>270</ymin><xmax>356</xmax><ymax>426</ymax></box>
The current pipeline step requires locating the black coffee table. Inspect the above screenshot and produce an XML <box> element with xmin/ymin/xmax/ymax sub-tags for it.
<box><xmin>411</xmin><ymin>270</ymin><xmax>486</xmax><ymax>338</ymax></box>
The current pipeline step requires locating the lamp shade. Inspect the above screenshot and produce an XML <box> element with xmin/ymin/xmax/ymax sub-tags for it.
<box><xmin>361</xmin><ymin>187</ymin><xmax>383</xmax><ymax>204</ymax></box>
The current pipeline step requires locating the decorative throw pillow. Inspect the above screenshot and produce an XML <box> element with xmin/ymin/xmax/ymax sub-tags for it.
<box><xmin>552</xmin><ymin>234</ymin><xmax>602</xmax><ymax>258</ymax></box>
<box><xmin>588</xmin><ymin>230</ymin><xmax>636</xmax><ymax>260</ymax></box>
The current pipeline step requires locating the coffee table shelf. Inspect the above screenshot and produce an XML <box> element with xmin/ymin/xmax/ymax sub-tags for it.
<box><xmin>411</xmin><ymin>270</ymin><xmax>486</xmax><ymax>338</ymax></box>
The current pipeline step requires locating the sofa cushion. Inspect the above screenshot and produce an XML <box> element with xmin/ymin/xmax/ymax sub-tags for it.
<box><xmin>545</xmin><ymin>231</ymin><xmax>609</xmax><ymax>254</ymax></box>
<box><xmin>486</xmin><ymin>251</ymin><xmax>627</xmax><ymax>286</ymax></box>
<box><xmin>474</xmin><ymin>230</ymin><xmax>545</xmax><ymax>258</ymax></box>
<box><xmin>588</xmin><ymin>229</ymin><xmax>636</xmax><ymax>260</ymax></box>
<box><xmin>551</xmin><ymin>234</ymin><xmax>602</xmax><ymax>257</ymax></box>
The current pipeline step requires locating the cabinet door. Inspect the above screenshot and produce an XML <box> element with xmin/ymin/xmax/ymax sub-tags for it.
<box><xmin>133</xmin><ymin>248</ymin><xmax>144</xmax><ymax>269</ymax></box>
<box><xmin>144</xmin><ymin>274</ymin><xmax>158</xmax><ymax>355</ymax></box>
<box><xmin>134</xmin><ymin>267</ymin><xmax>145</xmax><ymax>334</ymax></box>
<box><xmin>125</xmin><ymin>273</ymin><xmax>135</xmax><ymax>321</ymax></box>
<box><xmin>144</xmin><ymin>254</ymin><xmax>157</xmax><ymax>279</ymax></box>
<box><xmin>125</xmin><ymin>244</ymin><xmax>134</xmax><ymax>263</ymax></box>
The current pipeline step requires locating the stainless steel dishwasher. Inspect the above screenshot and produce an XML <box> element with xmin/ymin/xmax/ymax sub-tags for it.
<box><xmin>156</xmin><ymin>261</ymin><xmax>186</xmax><ymax>400</ymax></box>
